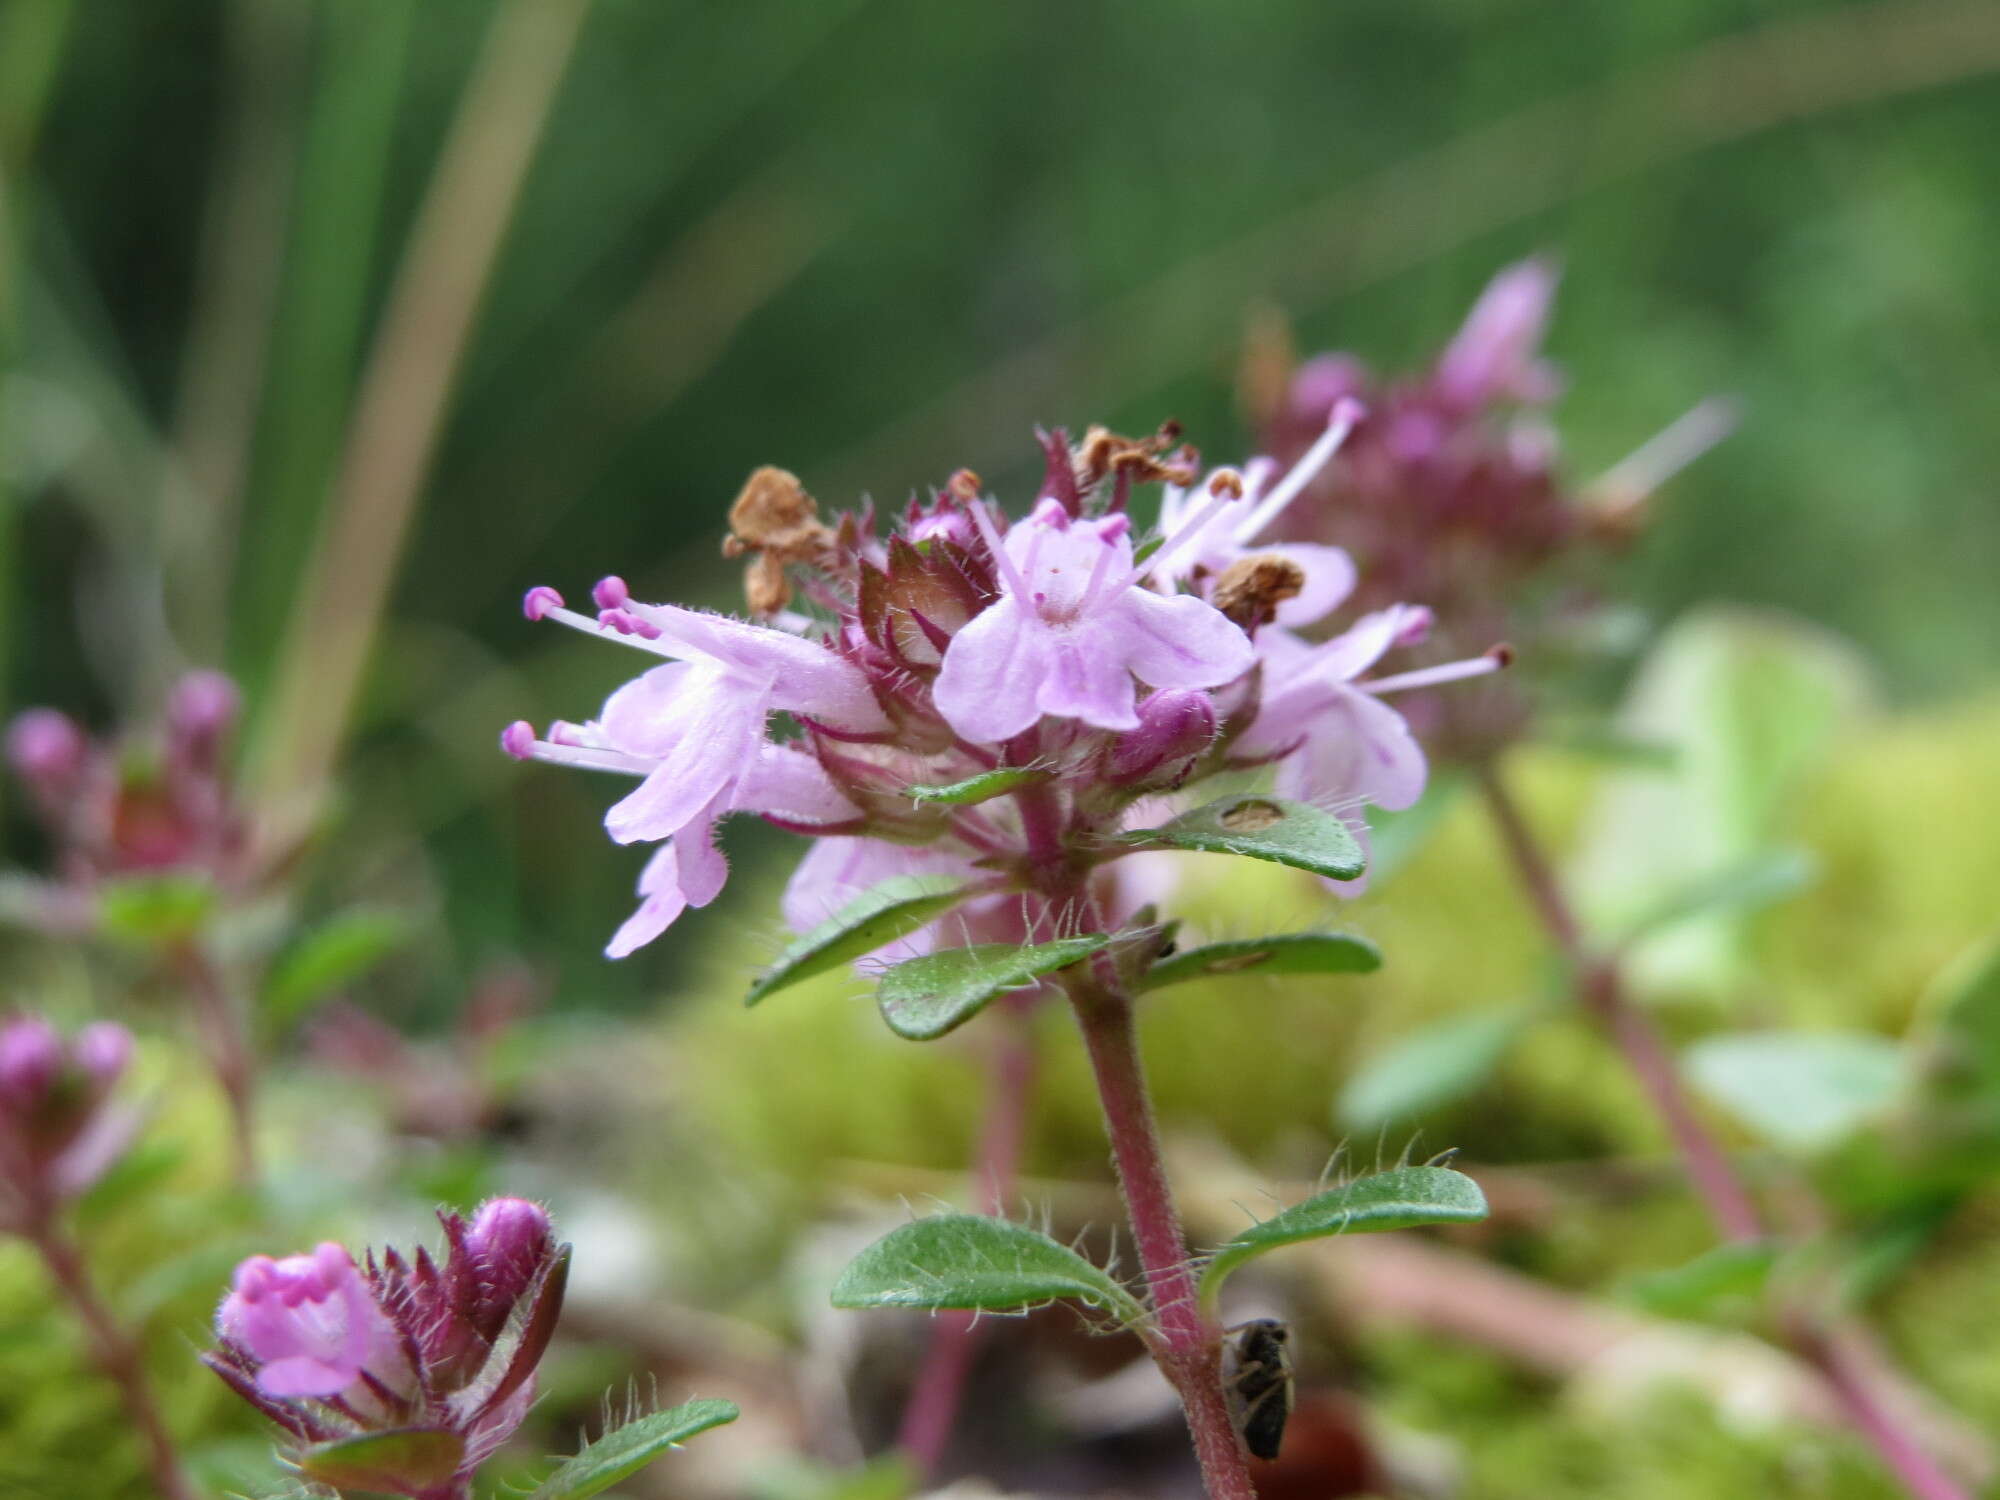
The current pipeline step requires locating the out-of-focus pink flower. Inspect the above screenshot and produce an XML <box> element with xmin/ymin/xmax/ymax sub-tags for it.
<box><xmin>1433</xmin><ymin>256</ymin><xmax>1562</xmax><ymax>411</ymax></box>
<box><xmin>0</xmin><ymin>1015</ymin><xmax>138</xmax><ymax>1225</ymax></box>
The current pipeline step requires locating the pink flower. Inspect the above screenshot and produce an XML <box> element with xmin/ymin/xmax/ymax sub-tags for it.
<box><xmin>1433</xmin><ymin>256</ymin><xmax>1562</xmax><ymax>411</ymax></box>
<box><xmin>518</xmin><ymin>595</ymin><xmax>882</xmax><ymax>849</ymax></box>
<box><xmin>934</xmin><ymin>499</ymin><xmax>1254</xmax><ymax>742</ymax></box>
<box><xmin>206</xmin><ymin>1199</ymin><xmax>570</xmax><ymax>1493</ymax></box>
<box><xmin>218</xmin><ymin>1242</ymin><xmax>396</xmax><ymax>1400</ymax></box>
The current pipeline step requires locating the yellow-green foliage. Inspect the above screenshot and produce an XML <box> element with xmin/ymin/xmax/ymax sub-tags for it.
<box><xmin>676</xmin><ymin>695</ymin><xmax>2000</xmax><ymax>1192</ymax></box>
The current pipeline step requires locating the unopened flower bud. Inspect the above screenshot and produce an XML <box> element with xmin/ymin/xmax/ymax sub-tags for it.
<box><xmin>167</xmin><ymin>670</ymin><xmax>241</xmax><ymax>744</ymax></box>
<box><xmin>6</xmin><ymin>709</ymin><xmax>86</xmax><ymax>789</ymax></box>
<box><xmin>0</xmin><ymin>1016</ymin><xmax>63</xmax><ymax>1109</ymax></box>
<box><xmin>72</xmin><ymin>1022</ymin><xmax>133</xmax><ymax>1087</ymax></box>
<box><xmin>466</xmin><ymin>1196</ymin><xmax>554</xmax><ymax>1293</ymax></box>
<box><xmin>1109</xmin><ymin>689</ymin><xmax>1220</xmax><ymax>787</ymax></box>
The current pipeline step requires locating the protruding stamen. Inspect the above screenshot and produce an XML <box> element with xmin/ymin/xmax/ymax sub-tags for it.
<box><xmin>1593</xmin><ymin>397</ymin><xmax>1738</xmax><ymax>513</ymax></box>
<box><xmin>970</xmin><ymin>499</ymin><xmax>1031</xmax><ymax>599</ymax></box>
<box><xmin>1233</xmin><ymin>396</ymin><xmax>1363</xmax><ymax>545</ymax></box>
<box><xmin>522</xmin><ymin>586</ymin><xmax>564</xmax><ymax>621</ymax></box>
<box><xmin>598</xmin><ymin>608</ymin><xmax>663</xmax><ymax>641</ymax></box>
<box><xmin>593</xmin><ymin>575</ymin><xmax>630</xmax><ymax>610</ymax></box>
<box><xmin>1364</xmin><ymin>644</ymin><xmax>1512</xmax><ymax>696</ymax></box>
<box><xmin>498</xmin><ymin>726</ymin><xmax>650</xmax><ymax>775</ymax></box>
<box><xmin>1141</xmin><ymin>470</ymin><xmax>1246</xmax><ymax>585</ymax></box>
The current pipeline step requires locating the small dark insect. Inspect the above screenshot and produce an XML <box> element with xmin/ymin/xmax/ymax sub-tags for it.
<box><xmin>1225</xmin><ymin>1318</ymin><xmax>1294</xmax><ymax>1461</ymax></box>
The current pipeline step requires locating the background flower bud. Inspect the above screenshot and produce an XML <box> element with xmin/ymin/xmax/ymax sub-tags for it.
<box><xmin>0</xmin><ymin>1016</ymin><xmax>64</xmax><ymax>1110</ymax></box>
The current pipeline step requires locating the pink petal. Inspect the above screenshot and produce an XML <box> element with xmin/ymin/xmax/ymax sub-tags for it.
<box><xmin>1039</xmin><ymin>630</ymin><xmax>1140</xmax><ymax>731</ymax></box>
<box><xmin>645</xmin><ymin>605</ymin><xmax>886</xmax><ymax>730</ymax></box>
<box><xmin>1280</xmin><ymin>686</ymin><xmax>1428</xmax><ymax>812</ymax></box>
<box><xmin>673</xmin><ymin>800</ymin><xmax>731</xmax><ymax>909</ymax></box>
<box><xmin>1117</xmin><ymin>589</ymin><xmax>1256</xmax><ymax>691</ymax></box>
<box><xmin>934</xmin><ymin>597</ymin><xmax>1055</xmax><ymax>743</ymax></box>
<box><xmin>1307</xmin><ymin>605</ymin><xmax>1424</xmax><ymax>684</ymax></box>
<box><xmin>605</xmin><ymin>890</ymin><xmax>688</xmax><ymax>958</ymax></box>
<box><xmin>598</xmin><ymin>662</ymin><xmax>697</xmax><ymax>757</ymax></box>
<box><xmin>738</xmin><ymin>744</ymin><xmax>858</xmax><ymax>825</ymax></box>
<box><xmin>603</xmin><ymin>671</ymin><xmax>767</xmax><ymax>844</ymax></box>
<box><xmin>255</xmin><ymin>1356</ymin><xmax>356</xmax><ymax>1399</ymax></box>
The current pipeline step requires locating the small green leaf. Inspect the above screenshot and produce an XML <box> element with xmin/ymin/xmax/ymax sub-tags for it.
<box><xmin>1622</xmin><ymin>1240</ymin><xmax>1779</xmax><ymax>1318</ymax></box>
<box><xmin>526</xmin><ymin>1399</ymin><xmax>740</xmax><ymax>1500</ymax></box>
<box><xmin>1200</xmin><ymin>1166</ymin><xmax>1487</xmax><ymax>1301</ymax></box>
<box><xmin>1121</xmin><ymin>795</ymin><xmax>1365</xmax><ymax>881</ymax></box>
<box><xmin>1620</xmin><ymin>849</ymin><xmax>1816</xmax><ymax>946</ymax></box>
<box><xmin>261</xmin><ymin>909</ymin><xmax>413</xmax><ymax>1029</ymax></box>
<box><xmin>297</xmin><ymin>1428</ymin><xmax>464</xmax><ymax>1491</ymax></box>
<box><xmin>1337</xmin><ymin>1009</ymin><xmax>1532</xmax><ymax>1130</ymax></box>
<box><xmin>1907</xmin><ymin>930</ymin><xmax>2000</xmax><ymax>1132</ymax></box>
<box><xmin>97</xmin><ymin>873</ymin><xmax>216</xmax><ymax>945</ymax></box>
<box><xmin>906</xmin><ymin>766</ymin><xmax>1047</xmax><ymax>806</ymax></box>
<box><xmin>832</xmin><ymin>1214</ymin><xmax>1146</xmax><ymax>1324</ymax></box>
<box><xmin>878</xmin><ymin>935</ymin><xmax>1109</xmax><ymax>1040</ymax></box>
<box><xmin>1686</xmin><ymin>1031</ymin><xmax>1903</xmax><ymax>1154</ymax></box>
<box><xmin>1140</xmin><ymin>932</ymin><xmax>1380</xmax><ymax>993</ymax></box>
<box><xmin>748</xmin><ymin>876</ymin><xmax>968</xmax><ymax>1005</ymax></box>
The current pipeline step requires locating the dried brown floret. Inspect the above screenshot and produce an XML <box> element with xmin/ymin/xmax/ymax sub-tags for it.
<box><xmin>1211</xmin><ymin>553</ymin><xmax>1306</xmax><ymax>629</ymax></box>
<box><xmin>722</xmin><ymin>466</ymin><xmax>835</xmax><ymax>614</ymax></box>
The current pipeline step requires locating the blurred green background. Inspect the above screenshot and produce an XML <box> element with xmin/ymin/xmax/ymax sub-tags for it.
<box><xmin>4</xmin><ymin>2</ymin><xmax>2000</xmax><ymax>1497</ymax></box>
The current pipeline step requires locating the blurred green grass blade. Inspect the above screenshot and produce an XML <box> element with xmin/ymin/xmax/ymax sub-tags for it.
<box><xmin>232</xmin><ymin>0</ymin><xmax>417</xmax><ymax>698</ymax></box>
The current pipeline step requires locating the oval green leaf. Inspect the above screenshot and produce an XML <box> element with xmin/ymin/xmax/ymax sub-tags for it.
<box><xmin>1621</xmin><ymin>1240</ymin><xmax>1779</xmax><ymax>1318</ymax></box>
<box><xmin>527</xmin><ymin>1398</ymin><xmax>740</xmax><ymax>1500</ymax></box>
<box><xmin>1140</xmin><ymin>932</ymin><xmax>1381</xmax><ymax>993</ymax></box>
<box><xmin>1686</xmin><ymin>1030</ymin><xmax>1902</xmax><ymax>1154</ymax></box>
<box><xmin>748</xmin><ymin>876</ymin><xmax>967</xmax><ymax>1005</ymax></box>
<box><xmin>906</xmin><ymin>766</ymin><xmax>1048</xmax><ymax>806</ymax></box>
<box><xmin>1120</xmin><ymin>795</ymin><xmax>1365</xmax><ymax>881</ymax></box>
<box><xmin>298</xmin><ymin>1428</ymin><xmax>464</xmax><ymax>1492</ymax></box>
<box><xmin>878</xmin><ymin>934</ymin><xmax>1109</xmax><ymax>1039</ymax></box>
<box><xmin>1337</xmin><ymin>1008</ymin><xmax>1532</xmax><ymax>1130</ymax></box>
<box><xmin>832</xmin><ymin>1214</ymin><xmax>1145</xmax><ymax>1325</ymax></box>
<box><xmin>1200</xmin><ymin>1165</ymin><xmax>1487</xmax><ymax>1300</ymax></box>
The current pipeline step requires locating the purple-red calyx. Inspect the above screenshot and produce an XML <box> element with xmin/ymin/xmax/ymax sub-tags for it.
<box><xmin>504</xmin><ymin>415</ymin><xmax>1503</xmax><ymax>957</ymax></box>
<box><xmin>205</xmin><ymin>1198</ymin><xmax>568</xmax><ymax>1496</ymax></box>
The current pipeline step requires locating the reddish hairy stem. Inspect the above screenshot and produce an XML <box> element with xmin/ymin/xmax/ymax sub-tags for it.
<box><xmin>895</xmin><ymin>1010</ymin><xmax>1038</xmax><ymax>1477</ymax></box>
<box><xmin>1474</xmin><ymin>758</ymin><xmax>1970</xmax><ymax>1500</ymax></box>
<box><xmin>30</xmin><ymin>1223</ymin><xmax>195</xmax><ymax>1500</ymax></box>
<box><xmin>1473</xmin><ymin>761</ymin><xmax>1761</xmax><ymax>1241</ymax></box>
<box><xmin>1062</xmin><ymin>956</ymin><xmax>1257</xmax><ymax>1500</ymax></box>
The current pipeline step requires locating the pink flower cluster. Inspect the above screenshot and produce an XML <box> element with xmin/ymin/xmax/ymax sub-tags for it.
<box><xmin>205</xmin><ymin>1198</ymin><xmax>567</xmax><ymax>1494</ymax></box>
<box><xmin>0</xmin><ymin>1015</ymin><xmax>136</xmax><ymax>1229</ymax></box>
<box><xmin>5</xmin><ymin>670</ymin><xmax>248</xmax><ymax>926</ymax></box>
<box><xmin>1251</xmin><ymin>258</ymin><xmax>1731</xmax><ymax>757</ymax></box>
<box><xmin>505</xmin><ymin>413</ymin><xmax>1501</xmax><ymax>957</ymax></box>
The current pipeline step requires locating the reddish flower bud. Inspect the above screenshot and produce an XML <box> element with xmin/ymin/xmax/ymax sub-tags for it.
<box><xmin>1108</xmin><ymin>689</ymin><xmax>1220</xmax><ymax>788</ymax></box>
